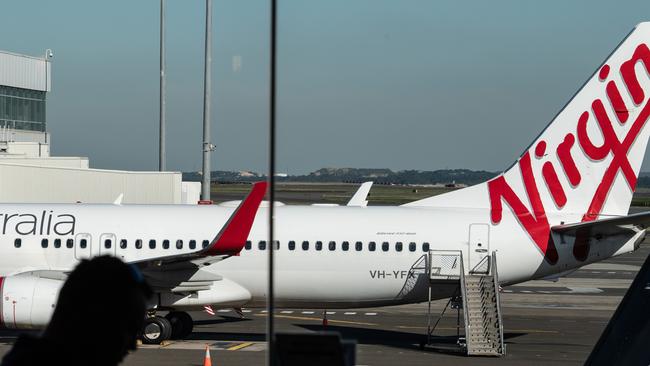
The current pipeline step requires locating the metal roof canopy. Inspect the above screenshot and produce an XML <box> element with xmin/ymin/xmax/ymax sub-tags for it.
<box><xmin>0</xmin><ymin>50</ymin><xmax>51</xmax><ymax>92</ymax></box>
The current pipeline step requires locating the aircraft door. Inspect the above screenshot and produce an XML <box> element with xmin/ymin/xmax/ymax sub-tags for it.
<box><xmin>74</xmin><ymin>233</ymin><xmax>92</xmax><ymax>260</ymax></box>
<box><xmin>99</xmin><ymin>233</ymin><xmax>117</xmax><ymax>257</ymax></box>
<box><xmin>468</xmin><ymin>224</ymin><xmax>490</xmax><ymax>274</ymax></box>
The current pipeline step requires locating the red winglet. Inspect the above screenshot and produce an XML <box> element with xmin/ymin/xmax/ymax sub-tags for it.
<box><xmin>204</xmin><ymin>182</ymin><xmax>268</xmax><ymax>256</ymax></box>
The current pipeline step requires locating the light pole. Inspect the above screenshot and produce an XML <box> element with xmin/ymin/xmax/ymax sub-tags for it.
<box><xmin>159</xmin><ymin>0</ymin><xmax>166</xmax><ymax>171</ymax></box>
<box><xmin>201</xmin><ymin>0</ymin><xmax>214</xmax><ymax>201</ymax></box>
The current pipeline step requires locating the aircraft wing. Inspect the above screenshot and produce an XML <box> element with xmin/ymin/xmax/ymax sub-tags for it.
<box><xmin>551</xmin><ymin>211</ymin><xmax>650</xmax><ymax>237</ymax></box>
<box><xmin>131</xmin><ymin>181</ymin><xmax>267</xmax><ymax>270</ymax></box>
<box><xmin>347</xmin><ymin>181</ymin><xmax>373</xmax><ymax>207</ymax></box>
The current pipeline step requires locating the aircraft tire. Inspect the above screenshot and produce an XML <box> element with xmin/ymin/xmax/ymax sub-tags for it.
<box><xmin>141</xmin><ymin>316</ymin><xmax>172</xmax><ymax>344</ymax></box>
<box><xmin>166</xmin><ymin>311</ymin><xmax>194</xmax><ymax>339</ymax></box>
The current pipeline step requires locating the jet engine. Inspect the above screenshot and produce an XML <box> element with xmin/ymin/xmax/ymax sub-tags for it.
<box><xmin>0</xmin><ymin>274</ymin><xmax>63</xmax><ymax>329</ymax></box>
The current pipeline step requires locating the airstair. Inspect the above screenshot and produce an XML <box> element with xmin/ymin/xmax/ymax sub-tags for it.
<box><xmin>423</xmin><ymin>250</ymin><xmax>505</xmax><ymax>356</ymax></box>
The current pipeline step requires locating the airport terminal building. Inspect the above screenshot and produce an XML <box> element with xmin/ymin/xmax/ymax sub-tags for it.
<box><xmin>0</xmin><ymin>50</ymin><xmax>199</xmax><ymax>204</ymax></box>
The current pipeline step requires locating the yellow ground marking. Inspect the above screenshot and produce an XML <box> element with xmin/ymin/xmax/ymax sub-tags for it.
<box><xmin>254</xmin><ymin>313</ymin><xmax>377</xmax><ymax>326</ymax></box>
<box><xmin>227</xmin><ymin>342</ymin><xmax>254</xmax><ymax>351</ymax></box>
<box><xmin>396</xmin><ymin>325</ymin><xmax>558</xmax><ymax>333</ymax></box>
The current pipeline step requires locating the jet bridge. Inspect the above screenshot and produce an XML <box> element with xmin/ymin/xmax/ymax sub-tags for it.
<box><xmin>422</xmin><ymin>250</ymin><xmax>505</xmax><ymax>356</ymax></box>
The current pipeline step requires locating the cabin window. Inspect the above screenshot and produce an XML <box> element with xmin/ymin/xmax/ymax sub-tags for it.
<box><xmin>328</xmin><ymin>241</ymin><xmax>336</xmax><ymax>251</ymax></box>
<box><xmin>54</xmin><ymin>239</ymin><xmax>62</xmax><ymax>248</ymax></box>
<box><xmin>368</xmin><ymin>241</ymin><xmax>376</xmax><ymax>251</ymax></box>
<box><xmin>395</xmin><ymin>242</ymin><xmax>403</xmax><ymax>252</ymax></box>
<box><xmin>149</xmin><ymin>240</ymin><xmax>156</xmax><ymax>249</ymax></box>
<box><xmin>302</xmin><ymin>241</ymin><xmax>309</xmax><ymax>250</ymax></box>
<box><xmin>189</xmin><ymin>240</ymin><xmax>197</xmax><ymax>250</ymax></box>
<box><xmin>355</xmin><ymin>241</ymin><xmax>362</xmax><ymax>251</ymax></box>
<box><xmin>245</xmin><ymin>241</ymin><xmax>252</xmax><ymax>250</ymax></box>
<box><xmin>104</xmin><ymin>239</ymin><xmax>112</xmax><ymax>249</ymax></box>
<box><xmin>202</xmin><ymin>240</ymin><xmax>210</xmax><ymax>248</ymax></box>
<box><xmin>382</xmin><ymin>242</ymin><xmax>389</xmax><ymax>252</ymax></box>
<box><xmin>162</xmin><ymin>240</ymin><xmax>170</xmax><ymax>249</ymax></box>
<box><xmin>135</xmin><ymin>239</ymin><xmax>142</xmax><ymax>249</ymax></box>
<box><xmin>315</xmin><ymin>241</ymin><xmax>323</xmax><ymax>251</ymax></box>
<box><xmin>259</xmin><ymin>241</ymin><xmax>267</xmax><ymax>250</ymax></box>
<box><xmin>120</xmin><ymin>239</ymin><xmax>127</xmax><ymax>249</ymax></box>
<box><xmin>41</xmin><ymin>238</ymin><xmax>48</xmax><ymax>248</ymax></box>
<box><xmin>176</xmin><ymin>240</ymin><xmax>183</xmax><ymax>250</ymax></box>
<box><xmin>288</xmin><ymin>240</ymin><xmax>296</xmax><ymax>250</ymax></box>
<box><xmin>80</xmin><ymin>239</ymin><xmax>88</xmax><ymax>249</ymax></box>
<box><xmin>272</xmin><ymin>241</ymin><xmax>280</xmax><ymax>250</ymax></box>
<box><xmin>66</xmin><ymin>238</ymin><xmax>74</xmax><ymax>248</ymax></box>
<box><xmin>409</xmin><ymin>242</ymin><xmax>416</xmax><ymax>252</ymax></box>
<box><xmin>422</xmin><ymin>242</ymin><xmax>430</xmax><ymax>252</ymax></box>
<box><xmin>14</xmin><ymin>238</ymin><xmax>21</xmax><ymax>248</ymax></box>
<box><xmin>342</xmin><ymin>241</ymin><xmax>349</xmax><ymax>251</ymax></box>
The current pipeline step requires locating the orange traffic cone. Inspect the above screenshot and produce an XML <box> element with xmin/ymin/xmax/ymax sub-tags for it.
<box><xmin>203</xmin><ymin>344</ymin><xmax>212</xmax><ymax>366</ymax></box>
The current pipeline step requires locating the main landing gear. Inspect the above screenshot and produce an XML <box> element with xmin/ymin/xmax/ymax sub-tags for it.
<box><xmin>140</xmin><ymin>311</ymin><xmax>194</xmax><ymax>344</ymax></box>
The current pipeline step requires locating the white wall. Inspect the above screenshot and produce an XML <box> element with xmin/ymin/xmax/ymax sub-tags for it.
<box><xmin>0</xmin><ymin>164</ymin><xmax>182</xmax><ymax>204</ymax></box>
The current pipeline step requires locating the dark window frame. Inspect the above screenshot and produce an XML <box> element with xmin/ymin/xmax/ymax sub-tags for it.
<box><xmin>368</xmin><ymin>241</ymin><xmax>376</xmax><ymax>251</ymax></box>
<box><xmin>355</xmin><ymin>241</ymin><xmax>362</xmax><ymax>251</ymax></box>
<box><xmin>342</xmin><ymin>241</ymin><xmax>349</xmax><ymax>251</ymax></box>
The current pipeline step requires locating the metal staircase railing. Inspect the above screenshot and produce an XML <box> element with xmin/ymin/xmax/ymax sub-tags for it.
<box><xmin>423</xmin><ymin>250</ymin><xmax>505</xmax><ymax>357</ymax></box>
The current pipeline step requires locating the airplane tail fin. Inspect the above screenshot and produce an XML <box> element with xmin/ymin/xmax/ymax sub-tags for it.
<box><xmin>406</xmin><ymin>22</ymin><xmax>650</xmax><ymax>221</ymax></box>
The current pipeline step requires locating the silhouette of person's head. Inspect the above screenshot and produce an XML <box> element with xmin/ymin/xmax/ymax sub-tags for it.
<box><xmin>2</xmin><ymin>256</ymin><xmax>152</xmax><ymax>366</ymax></box>
<box><xmin>46</xmin><ymin>256</ymin><xmax>152</xmax><ymax>365</ymax></box>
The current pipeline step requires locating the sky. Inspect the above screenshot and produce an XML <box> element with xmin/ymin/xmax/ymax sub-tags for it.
<box><xmin>2</xmin><ymin>0</ymin><xmax>650</xmax><ymax>174</ymax></box>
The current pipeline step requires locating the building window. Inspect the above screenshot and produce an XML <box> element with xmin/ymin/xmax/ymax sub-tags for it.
<box><xmin>104</xmin><ymin>239</ymin><xmax>112</xmax><ymax>249</ymax></box>
<box><xmin>14</xmin><ymin>238</ymin><xmax>21</xmax><ymax>248</ymax></box>
<box><xmin>202</xmin><ymin>240</ymin><xmax>210</xmax><ymax>248</ymax></box>
<box><xmin>259</xmin><ymin>241</ymin><xmax>267</xmax><ymax>250</ymax></box>
<box><xmin>54</xmin><ymin>238</ymin><xmax>61</xmax><ymax>248</ymax></box>
<box><xmin>355</xmin><ymin>241</ymin><xmax>363</xmax><ymax>251</ymax></box>
<box><xmin>245</xmin><ymin>241</ymin><xmax>252</xmax><ymax>250</ymax></box>
<box><xmin>80</xmin><ymin>239</ymin><xmax>88</xmax><ymax>249</ymax></box>
<box><xmin>382</xmin><ymin>242</ymin><xmax>389</xmax><ymax>252</ymax></box>
<box><xmin>368</xmin><ymin>241</ymin><xmax>376</xmax><ymax>251</ymax></box>
<box><xmin>162</xmin><ymin>240</ymin><xmax>170</xmax><ymax>249</ymax></box>
<box><xmin>329</xmin><ymin>241</ymin><xmax>336</xmax><ymax>251</ymax></box>
<box><xmin>302</xmin><ymin>241</ymin><xmax>309</xmax><ymax>250</ymax></box>
<box><xmin>135</xmin><ymin>239</ymin><xmax>142</xmax><ymax>249</ymax></box>
<box><xmin>395</xmin><ymin>242</ymin><xmax>403</xmax><ymax>252</ymax></box>
<box><xmin>288</xmin><ymin>241</ymin><xmax>296</xmax><ymax>250</ymax></box>
<box><xmin>315</xmin><ymin>241</ymin><xmax>323</xmax><ymax>251</ymax></box>
<box><xmin>120</xmin><ymin>239</ymin><xmax>127</xmax><ymax>249</ymax></box>
<box><xmin>176</xmin><ymin>240</ymin><xmax>183</xmax><ymax>250</ymax></box>
<box><xmin>409</xmin><ymin>242</ymin><xmax>416</xmax><ymax>252</ymax></box>
<box><xmin>149</xmin><ymin>240</ymin><xmax>156</xmax><ymax>249</ymax></box>
<box><xmin>189</xmin><ymin>240</ymin><xmax>197</xmax><ymax>250</ymax></box>
<box><xmin>66</xmin><ymin>238</ymin><xmax>74</xmax><ymax>248</ymax></box>
<box><xmin>41</xmin><ymin>238</ymin><xmax>48</xmax><ymax>248</ymax></box>
<box><xmin>342</xmin><ymin>241</ymin><xmax>349</xmax><ymax>251</ymax></box>
<box><xmin>422</xmin><ymin>242</ymin><xmax>430</xmax><ymax>252</ymax></box>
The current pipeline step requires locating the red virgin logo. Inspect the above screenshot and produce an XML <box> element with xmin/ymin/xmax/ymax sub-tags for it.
<box><xmin>488</xmin><ymin>44</ymin><xmax>650</xmax><ymax>265</ymax></box>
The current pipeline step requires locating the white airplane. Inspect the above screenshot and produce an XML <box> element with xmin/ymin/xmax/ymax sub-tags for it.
<box><xmin>2</xmin><ymin>22</ymin><xmax>650</xmax><ymax>344</ymax></box>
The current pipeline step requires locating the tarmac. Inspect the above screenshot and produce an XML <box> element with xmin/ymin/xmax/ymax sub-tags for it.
<box><xmin>0</xmin><ymin>205</ymin><xmax>647</xmax><ymax>365</ymax></box>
